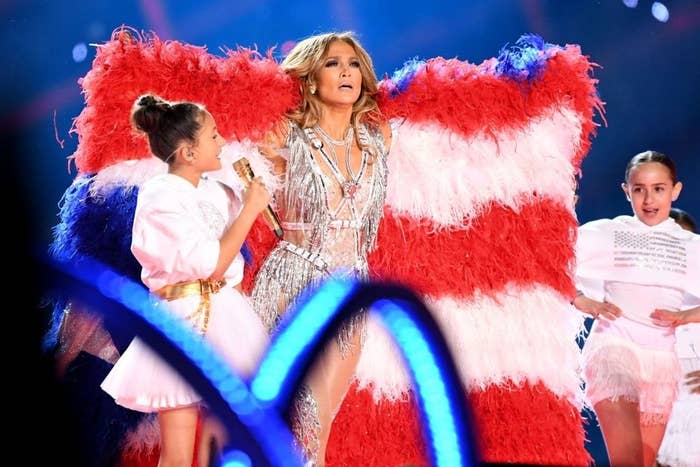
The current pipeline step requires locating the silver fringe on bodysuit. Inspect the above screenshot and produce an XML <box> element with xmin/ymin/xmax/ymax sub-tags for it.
<box><xmin>251</xmin><ymin>120</ymin><xmax>388</xmax><ymax>463</ymax></box>
<box><xmin>288</xmin><ymin>383</ymin><xmax>321</xmax><ymax>463</ymax></box>
<box><xmin>251</xmin><ymin>120</ymin><xmax>388</xmax><ymax>352</ymax></box>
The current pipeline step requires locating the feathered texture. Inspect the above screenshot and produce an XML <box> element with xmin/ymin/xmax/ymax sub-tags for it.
<box><xmin>50</xmin><ymin>174</ymin><xmax>141</xmax><ymax>281</ymax></box>
<box><xmin>328</xmin><ymin>33</ymin><xmax>602</xmax><ymax>466</ymax></box>
<box><xmin>370</xmin><ymin>198</ymin><xmax>578</xmax><ymax>300</ymax></box>
<box><xmin>494</xmin><ymin>33</ymin><xmax>552</xmax><ymax>82</ymax></box>
<box><xmin>242</xmin><ymin>217</ymin><xmax>279</xmax><ymax>293</ymax></box>
<box><xmin>90</xmin><ymin>156</ymin><xmax>167</xmax><ymax>195</ymax></box>
<box><xmin>583</xmin><ymin>333</ymin><xmax>681</xmax><ymax>425</ymax></box>
<box><xmin>388</xmin><ymin>57</ymin><xmax>426</xmax><ymax>98</ymax></box>
<box><xmin>384</xmin><ymin>106</ymin><xmax>581</xmax><ymax>225</ymax></box>
<box><xmin>469</xmin><ymin>381</ymin><xmax>591</xmax><ymax>466</ymax></box>
<box><xmin>378</xmin><ymin>34</ymin><xmax>604</xmax><ymax>171</ymax></box>
<box><xmin>59</xmin><ymin>352</ymin><xmax>151</xmax><ymax>467</ymax></box>
<box><xmin>327</xmin><ymin>383</ymin><xmax>429</xmax><ymax>467</ymax></box>
<box><xmin>47</xmin><ymin>174</ymin><xmax>141</xmax><ymax>353</ymax></box>
<box><xmin>120</xmin><ymin>414</ymin><xmax>160</xmax><ymax>462</ymax></box>
<box><xmin>209</xmin><ymin>140</ymin><xmax>286</xmax><ymax>205</ymax></box>
<box><xmin>330</xmin><ymin>381</ymin><xmax>592</xmax><ymax>467</ymax></box>
<box><xmin>118</xmin><ymin>408</ymin><xmax>211</xmax><ymax>467</ymax></box>
<box><xmin>53</xmin><ymin>30</ymin><xmax>605</xmax><ymax>466</ymax></box>
<box><xmin>217</xmin><ymin>141</ymin><xmax>286</xmax><ymax>292</ymax></box>
<box><xmin>657</xmin><ymin>358</ymin><xmax>700</xmax><ymax>467</ymax></box>
<box><xmin>71</xmin><ymin>28</ymin><xmax>297</xmax><ymax>173</ymax></box>
<box><xmin>356</xmin><ymin>286</ymin><xmax>586</xmax><ymax>404</ymax></box>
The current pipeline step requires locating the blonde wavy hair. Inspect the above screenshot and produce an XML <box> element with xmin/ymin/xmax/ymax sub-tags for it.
<box><xmin>282</xmin><ymin>31</ymin><xmax>384</xmax><ymax>136</ymax></box>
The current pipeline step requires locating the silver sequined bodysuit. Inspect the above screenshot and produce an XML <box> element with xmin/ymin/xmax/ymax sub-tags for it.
<box><xmin>251</xmin><ymin>120</ymin><xmax>388</xmax><ymax>346</ymax></box>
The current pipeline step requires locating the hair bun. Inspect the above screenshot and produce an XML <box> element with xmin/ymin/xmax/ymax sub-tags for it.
<box><xmin>137</xmin><ymin>94</ymin><xmax>168</xmax><ymax>109</ymax></box>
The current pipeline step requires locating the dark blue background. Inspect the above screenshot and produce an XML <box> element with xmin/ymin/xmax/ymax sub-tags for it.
<box><xmin>4</xmin><ymin>1</ymin><xmax>698</xmax><ymax>464</ymax></box>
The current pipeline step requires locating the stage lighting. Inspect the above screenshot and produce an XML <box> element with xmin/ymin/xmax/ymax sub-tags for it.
<box><xmin>221</xmin><ymin>450</ymin><xmax>253</xmax><ymax>467</ymax></box>
<box><xmin>72</xmin><ymin>43</ymin><xmax>88</xmax><ymax>63</ymax></box>
<box><xmin>651</xmin><ymin>2</ymin><xmax>670</xmax><ymax>22</ymax></box>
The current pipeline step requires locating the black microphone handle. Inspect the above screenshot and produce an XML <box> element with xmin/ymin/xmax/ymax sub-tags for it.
<box><xmin>262</xmin><ymin>206</ymin><xmax>284</xmax><ymax>239</ymax></box>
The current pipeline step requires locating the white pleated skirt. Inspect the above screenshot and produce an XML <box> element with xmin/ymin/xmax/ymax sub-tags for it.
<box><xmin>101</xmin><ymin>287</ymin><xmax>268</xmax><ymax>413</ymax></box>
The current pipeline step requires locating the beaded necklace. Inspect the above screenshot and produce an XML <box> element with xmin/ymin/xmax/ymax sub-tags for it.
<box><xmin>308</xmin><ymin>125</ymin><xmax>367</xmax><ymax>199</ymax></box>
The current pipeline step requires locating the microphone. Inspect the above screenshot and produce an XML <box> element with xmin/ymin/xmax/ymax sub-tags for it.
<box><xmin>232</xmin><ymin>157</ymin><xmax>284</xmax><ymax>239</ymax></box>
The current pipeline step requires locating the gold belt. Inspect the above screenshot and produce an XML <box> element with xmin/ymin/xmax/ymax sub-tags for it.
<box><xmin>153</xmin><ymin>279</ymin><xmax>226</xmax><ymax>335</ymax></box>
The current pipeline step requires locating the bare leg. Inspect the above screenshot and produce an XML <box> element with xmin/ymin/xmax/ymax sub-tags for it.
<box><xmin>595</xmin><ymin>399</ymin><xmax>644</xmax><ymax>466</ymax></box>
<box><xmin>640</xmin><ymin>423</ymin><xmax>667</xmax><ymax>467</ymax></box>
<box><xmin>157</xmin><ymin>405</ymin><xmax>199</xmax><ymax>467</ymax></box>
<box><xmin>197</xmin><ymin>411</ymin><xmax>228</xmax><ymax>467</ymax></box>
<box><xmin>306</xmin><ymin>330</ymin><xmax>363</xmax><ymax>466</ymax></box>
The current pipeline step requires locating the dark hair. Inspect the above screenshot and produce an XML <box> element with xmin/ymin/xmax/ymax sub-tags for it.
<box><xmin>624</xmin><ymin>150</ymin><xmax>677</xmax><ymax>184</ymax></box>
<box><xmin>131</xmin><ymin>94</ymin><xmax>205</xmax><ymax>163</ymax></box>
<box><xmin>669</xmin><ymin>207</ymin><xmax>698</xmax><ymax>233</ymax></box>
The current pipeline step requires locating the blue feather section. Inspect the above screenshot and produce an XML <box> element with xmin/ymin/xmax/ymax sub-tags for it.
<box><xmin>241</xmin><ymin>241</ymin><xmax>252</xmax><ymax>265</ymax></box>
<box><xmin>50</xmin><ymin>175</ymin><xmax>141</xmax><ymax>281</ymax></box>
<box><xmin>45</xmin><ymin>174</ymin><xmax>253</xmax><ymax>349</ymax></box>
<box><xmin>50</xmin><ymin>175</ymin><xmax>254</xmax><ymax>266</ymax></box>
<box><xmin>494</xmin><ymin>33</ymin><xmax>555</xmax><ymax>82</ymax></box>
<box><xmin>45</xmin><ymin>175</ymin><xmax>141</xmax><ymax>351</ymax></box>
<box><xmin>388</xmin><ymin>57</ymin><xmax>426</xmax><ymax>98</ymax></box>
<box><xmin>43</xmin><ymin>178</ymin><xmax>153</xmax><ymax>462</ymax></box>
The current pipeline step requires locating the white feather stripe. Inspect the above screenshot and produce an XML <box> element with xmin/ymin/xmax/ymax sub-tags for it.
<box><xmin>90</xmin><ymin>156</ymin><xmax>167</xmax><ymax>195</ymax></box>
<box><xmin>208</xmin><ymin>141</ymin><xmax>284</xmax><ymax>193</ymax></box>
<box><xmin>207</xmin><ymin>141</ymin><xmax>286</xmax><ymax>207</ymax></box>
<box><xmin>386</xmin><ymin>105</ymin><xmax>582</xmax><ymax>226</ymax></box>
<box><xmin>89</xmin><ymin>141</ymin><xmax>284</xmax><ymax>199</ymax></box>
<box><xmin>355</xmin><ymin>284</ymin><xmax>587</xmax><ymax>406</ymax></box>
<box><xmin>207</xmin><ymin>142</ymin><xmax>254</xmax><ymax>192</ymax></box>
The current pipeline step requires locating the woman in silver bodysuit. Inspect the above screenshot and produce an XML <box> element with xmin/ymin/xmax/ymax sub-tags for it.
<box><xmin>251</xmin><ymin>31</ymin><xmax>392</xmax><ymax>465</ymax></box>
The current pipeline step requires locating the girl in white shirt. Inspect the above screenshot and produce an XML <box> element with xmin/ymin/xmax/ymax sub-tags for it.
<box><xmin>101</xmin><ymin>94</ymin><xmax>271</xmax><ymax>467</ymax></box>
<box><xmin>571</xmin><ymin>150</ymin><xmax>700</xmax><ymax>467</ymax></box>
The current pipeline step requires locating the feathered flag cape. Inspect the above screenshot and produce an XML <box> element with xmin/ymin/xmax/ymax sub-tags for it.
<box><xmin>51</xmin><ymin>28</ymin><xmax>603</xmax><ymax>466</ymax></box>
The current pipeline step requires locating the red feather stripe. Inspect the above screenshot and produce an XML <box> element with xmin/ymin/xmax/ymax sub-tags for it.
<box><xmin>469</xmin><ymin>381</ymin><xmax>591</xmax><ymax>466</ymax></box>
<box><xmin>242</xmin><ymin>219</ymin><xmax>279</xmax><ymax>294</ymax></box>
<box><xmin>369</xmin><ymin>197</ymin><xmax>578</xmax><ymax>301</ymax></box>
<box><xmin>72</xmin><ymin>30</ymin><xmax>297</xmax><ymax>173</ymax></box>
<box><xmin>377</xmin><ymin>45</ymin><xmax>604</xmax><ymax>172</ymax></box>
<box><xmin>327</xmin><ymin>383</ymin><xmax>429</xmax><ymax>467</ymax></box>
<box><xmin>327</xmin><ymin>382</ymin><xmax>591</xmax><ymax>466</ymax></box>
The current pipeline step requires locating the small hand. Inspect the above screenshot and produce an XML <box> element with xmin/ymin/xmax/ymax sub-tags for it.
<box><xmin>651</xmin><ymin>307</ymin><xmax>700</xmax><ymax>327</ymax></box>
<box><xmin>649</xmin><ymin>309</ymin><xmax>683</xmax><ymax>327</ymax></box>
<box><xmin>242</xmin><ymin>177</ymin><xmax>272</xmax><ymax>214</ymax></box>
<box><xmin>595</xmin><ymin>300</ymin><xmax>623</xmax><ymax>320</ymax></box>
<box><xmin>574</xmin><ymin>295</ymin><xmax>622</xmax><ymax>320</ymax></box>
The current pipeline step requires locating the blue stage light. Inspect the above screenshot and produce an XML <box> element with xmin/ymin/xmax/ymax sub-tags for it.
<box><xmin>44</xmin><ymin>255</ymin><xmax>477</xmax><ymax>466</ymax></box>
<box><xmin>375</xmin><ymin>298</ymin><xmax>468</xmax><ymax>467</ymax></box>
<box><xmin>43</xmin><ymin>254</ymin><xmax>302</xmax><ymax>467</ymax></box>
<box><xmin>651</xmin><ymin>2</ymin><xmax>670</xmax><ymax>22</ymax></box>
<box><xmin>251</xmin><ymin>278</ymin><xmax>357</xmax><ymax>405</ymax></box>
<box><xmin>72</xmin><ymin>43</ymin><xmax>88</xmax><ymax>63</ymax></box>
<box><xmin>221</xmin><ymin>449</ymin><xmax>253</xmax><ymax>467</ymax></box>
<box><xmin>251</xmin><ymin>277</ymin><xmax>478</xmax><ymax>466</ymax></box>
